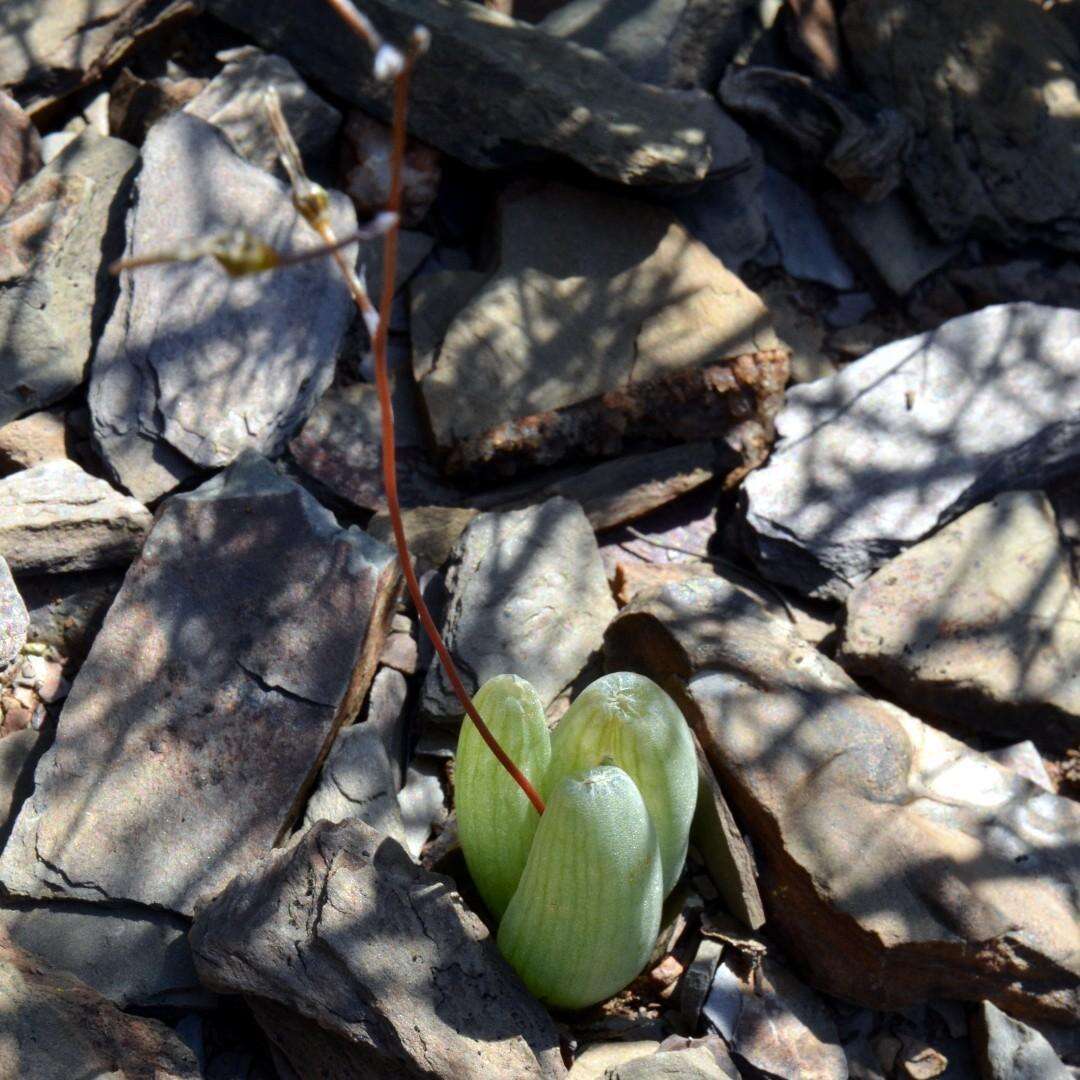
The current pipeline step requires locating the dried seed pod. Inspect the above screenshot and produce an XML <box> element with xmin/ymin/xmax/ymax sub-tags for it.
<box><xmin>497</xmin><ymin>764</ymin><xmax>663</xmax><ymax>1009</ymax></box>
<box><xmin>455</xmin><ymin>674</ymin><xmax>551</xmax><ymax>918</ymax></box>
<box><xmin>544</xmin><ymin>672</ymin><xmax>696</xmax><ymax>896</ymax></box>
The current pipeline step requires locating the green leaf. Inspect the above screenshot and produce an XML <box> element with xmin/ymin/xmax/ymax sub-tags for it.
<box><xmin>545</xmin><ymin>672</ymin><xmax>697</xmax><ymax>897</ymax></box>
<box><xmin>455</xmin><ymin>675</ymin><xmax>551</xmax><ymax>918</ymax></box>
<box><xmin>496</xmin><ymin>764</ymin><xmax>663</xmax><ymax>1009</ymax></box>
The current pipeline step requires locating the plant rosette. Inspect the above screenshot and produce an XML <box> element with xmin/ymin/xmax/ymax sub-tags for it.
<box><xmin>455</xmin><ymin>671</ymin><xmax>697</xmax><ymax>1009</ymax></box>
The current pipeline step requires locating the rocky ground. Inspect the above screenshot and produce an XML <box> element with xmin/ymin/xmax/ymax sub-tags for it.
<box><xmin>0</xmin><ymin>0</ymin><xmax>1078</xmax><ymax>1077</ymax></box>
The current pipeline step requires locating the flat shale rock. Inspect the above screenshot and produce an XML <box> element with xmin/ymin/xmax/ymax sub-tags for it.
<box><xmin>0</xmin><ymin>933</ymin><xmax>200</xmax><ymax>1079</ymax></box>
<box><xmin>0</xmin><ymin>407</ymin><xmax>70</xmax><ymax>473</ymax></box>
<box><xmin>189</xmin><ymin>818</ymin><xmax>564</xmax><ymax>1079</ymax></box>
<box><xmin>205</xmin><ymin>0</ymin><xmax>748</xmax><ymax>187</ymax></box>
<box><xmin>0</xmin><ymin>0</ymin><xmax>196</xmax><ymax>114</ymax></box>
<box><xmin>0</xmin><ymin>131</ymin><xmax>137</xmax><ymax>427</ymax></box>
<box><xmin>840</xmin><ymin>491</ymin><xmax>1080</xmax><ymax>752</ymax></box>
<box><xmin>184</xmin><ymin>45</ymin><xmax>341</xmax><ymax>176</ymax></box>
<box><xmin>0</xmin><ymin>460</ymin><xmax>151</xmax><ymax>574</ymax></box>
<box><xmin>414</xmin><ymin>181</ymin><xmax>787</xmax><ymax>480</ymax></box>
<box><xmin>302</xmin><ymin>722</ymin><xmax>408</xmax><ymax>847</ymax></box>
<box><xmin>0</xmin><ymin>557</ymin><xmax>27</xmax><ymax>672</ymax></box>
<box><xmin>843</xmin><ymin>0</ymin><xmax>1080</xmax><ymax>251</ymax></box>
<box><xmin>0</xmin><ymin>454</ymin><xmax>399</xmax><ymax>915</ymax></box>
<box><xmin>741</xmin><ymin>303</ymin><xmax>1080</xmax><ymax>598</ymax></box>
<box><xmin>605</xmin><ymin>578</ymin><xmax>1080</xmax><ymax>1025</ymax></box>
<box><xmin>0</xmin><ymin>902</ymin><xmax>208</xmax><ymax>1008</ymax></box>
<box><xmin>972</xmin><ymin>1001</ymin><xmax>1071</xmax><ymax>1080</ymax></box>
<box><xmin>90</xmin><ymin>112</ymin><xmax>356</xmax><ymax>503</ymax></box>
<box><xmin>421</xmin><ymin>498</ymin><xmax>616</xmax><ymax>723</ymax></box>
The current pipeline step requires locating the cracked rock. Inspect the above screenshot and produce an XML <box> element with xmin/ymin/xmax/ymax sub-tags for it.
<box><xmin>89</xmin><ymin>112</ymin><xmax>356</xmax><ymax>503</ymax></box>
<box><xmin>190</xmin><ymin>818</ymin><xmax>564</xmax><ymax>1079</ymax></box>
<box><xmin>0</xmin><ymin>130</ymin><xmax>137</xmax><ymax>427</ymax></box>
<box><xmin>605</xmin><ymin>577</ymin><xmax>1080</xmax><ymax>1025</ymax></box>
<box><xmin>0</xmin><ymin>460</ymin><xmax>152</xmax><ymax>574</ymax></box>
<box><xmin>412</xmin><ymin>180</ymin><xmax>787</xmax><ymax>481</ymax></box>
<box><xmin>0</xmin><ymin>453</ymin><xmax>399</xmax><ymax>915</ymax></box>
<box><xmin>740</xmin><ymin>303</ymin><xmax>1080</xmax><ymax>599</ymax></box>
<box><xmin>421</xmin><ymin>498</ymin><xmax>616</xmax><ymax>724</ymax></box>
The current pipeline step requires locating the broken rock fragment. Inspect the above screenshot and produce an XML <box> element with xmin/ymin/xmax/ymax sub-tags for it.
<box><xmin>0</xmin><ymin>131</ymin><xmax>137</xmax><ymax>427</ymax></box>
<box><xmin>0</xmin><ymin>454</ymin><xmax>399</xmax><ymax>915</ymax></box>
<box><xmin>741</xmin><ymin>303</ymin><xmax>1080</xmax><ymax>598</ymax></box>
<box><xmin>0</xmin><ymin>460</ymin><xmax>152</xmax><ymax>574</ymax></box>
<box><xmin>205</xmin><ymin>0</ymin><xmax>748</xmax><ymax>186</ymax></box>
<box><xmin>90</xmin><ymin>112</ymin><xmax>356</xmax><ymax>503</ymax></box>
<box><xmin>0</xmin><ymin>557</ymin><xmax>27</xmax><ymax>672</ymax></box>
<box><xmin>840</xmin><ymin>490</ymin><xmax>1080</xmax><ymax>752</ymax></box>
<box><xmin>413</xmin><ymin>181</ymin><xmax>788</xmax><ymax>481</ymax></box>
<box><xmin>605</xmin><ymin>578</ymin><xmax>1080</xmax><ymax>1025</ymax></box>
<box><xmin>190</xmin><ymin>818</ymin><xmax>564</xmax><ymax>1079</ymax></box>
<box><xmin>0</xmin><ymin>933</ymin><xmax>200</xmax><ymax>1079</ymax></box>
<box><xmin>421</xmin><ymin>498</ymin><xmax>616</xmax><ymax>723</ymax></box>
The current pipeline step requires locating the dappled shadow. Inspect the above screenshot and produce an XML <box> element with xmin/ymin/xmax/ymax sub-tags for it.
<box><xmin>606</xmin><ymin>581</ymin><xmax>1080</xmax><ymax>1025</ymax></box>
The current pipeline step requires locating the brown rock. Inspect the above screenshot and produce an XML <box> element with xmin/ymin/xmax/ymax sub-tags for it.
<box><xmin>605</xmin><ymin>578</ymin><xmax>1080</xmax><ymax>1025</ymax></box>
<box><xmin>0</xmin><ymin>933</ymin><xmax>199</xmax><ymax>1079</ymax></box>
<box><xmin>0</xmin><ymin>454</ymin><xmax>400</xmax><ymax>915</ymax></box>
<box><xmin>412</xmin><ymin>181</ymin><xmax>788</xmax><ymax>481</ymax></box>
<box><xmin>0</xmin><ymin>408</ymin><xmax>70</xmax><ymax>473</ymax></box>
<box><xmin>0</xmin><ymin>0</ymin><xmax>197</xmax><ymax>115</ymax></box>
<box><xmin>840</xmin><ymin>491</ymin><xmax>1080</xmax><ymax>752</ymax></box>
<box><xmin>107</xmin><ymin>67</ymin><xmax>206</xmax><ymax>145</ymax></box>
<box><xmin>189</xmin><ymin>818</ymin><xmax>564</xmax><ymax>1079</ymax></box>
<box><xmin>0</xmin><ymin>90</ymin><xmax>41</xmax><ymax>212</ymax></box>
<box><xmin>368</xmin><ymin>505</ymin><xmax>480</xmax><ymax>571</ymax></box>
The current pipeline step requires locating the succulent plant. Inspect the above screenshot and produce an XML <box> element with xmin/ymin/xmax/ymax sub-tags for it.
<box><xmin>455</xmin><ymin>671</ymin><xmax>697</xmax><ymax>1009</ymax></box>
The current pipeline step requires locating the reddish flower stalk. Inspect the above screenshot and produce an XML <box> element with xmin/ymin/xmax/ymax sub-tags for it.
<box><xmin>335</xmin><ymin>7</ymin><xmax>547</xmax><ymax>816</ymax></box>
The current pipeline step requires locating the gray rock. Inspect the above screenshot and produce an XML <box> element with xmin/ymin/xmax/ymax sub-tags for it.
<box><xmin>826</xmin><ymin>190</ymin><xmax>959</xmax><ymax>295</ymax></box>
<box><xmin>0</xmin><ymin>933</ymin><xmax>200</xmax><ymax>1079</ymax></box>
<box><xmin>539</xmin><ymin>0</ymin><xmax>756</xmax><ymax>90</ymax></box>
<box><xmin>570</xmin><ymin>1041</ymin><xmax>662</xmax><ymax>1080</ymax></box>
<box><xmin>421</xmin><ymin>498</ymin><xmax>616</xmax><ymax>723</ymax></box>
<box><xmin>720</xmin><ymin>65</ymin><xmax>911</xmax><ymax>202</ymax></box>
<box><xmin>762</xmin><ymin>167</ymin><xmax>854</xmax><ymax>289</ymax></box>
<box><xmin>189</xmin><ymin>818</ymin><xmax>564</xmax><ymax>1079</ymax></box>
<box><xmin>988</xmin><ymin>742</ymin><xmax>1054</xmax><ymax>793</ymax></box>
<box><xmin>0</xmin><ymin>728</ymin><xmax>37</xmax><ymax>829</ymax></box>
<box><xmin>90</xmin><ymin>112</ymin><xmax>356</xmax><ymax>503</ymax></box>
<box><xmin>606</xmin><ymin>1045</ymin><xmax>733</xmax><ymax>1079</ymax></box>
<box><xmin>0</xmin><ymin>460</ymin><xmax>151</xmax><ymax>574</ymax></box>
<box><xmin>951</xmin><ymin>259</ymin><xmax>1080</xmax><ymax>311</ymax></box>
<box><xmin>364</xmin><ymin>665</ymin><xmax>409</xmax><ymax>786</ymax></box>
<box><xmin>840</xmin><ymin>491</ymin><xmax>1080</xmax><ymax>752</ymax></box>
<box><xmin>0</xmin><ymin>454</ymin><xmax>400</xmax><ymax>915</ymax></box>
<box><xmin>680</xmin><ymin>939</ymin><xmax>724</xmax><ymax>1030</ymax></box>
<box><xmin>741</xmin><ymin>303</ymin><xmax>1080</xmax><ymax>598</ymax></box>
<box><xmin>0</xmin><ymin>130</ymin><xmax>137</xmax><ymax>427</ymax></box>
<box><xmin>204</xmin><ymin>0</ymin><xmax>749</xmax><ymax>187</ymax></box>
<box><xmin>398</xmin><ymin>758</ymin><xmax>448</xmax><ymax>859</ymax></box>
<box><xmin>972</xmin><ymin>1001</ymin><xmax>1071</xmax><ymax>1080</ymax></box>
<box><xmin>0</xmin><ymin>557</ymin><xmax>26</xmax><ymax>671</ymax></box>
<box><xmin>0</xmin><ymin>0</ymin><xmax>194</xmax><ymax>115</ymax></box>
<box><xmin>605</xmin><ymin>577</ymin><xmax>1080</xmax><ymax>1024</ymax></box>
<box><xmin>18</xmin><ymin>567</ymin><xmax>122</xmax><ymax>659</ymax></box>
<box><xmin>825</xmin><ymin>291</ymin><xmax>876</xmax><ymax>330</ymax></box>
<box><xmin>703</xmin><ymin>957</ymin><xmax>847</xmax><ymax>1080</ymax></box>
<box><xmin>843</xmin><ymin>0</ymin><xmax>1080</xmax><ymax>251</ymax></box>
<box><xmin>0</xmin><ymin>902</ymin><xmax>210</xmax><ymax>1008</ymax></box>
<box><xmin>302</xmin><ymin>722</ymin><xmax>408</xmax><ymax>847</ymax></box>
<box><xmin>184</xmin><ymin>45</ymin><xmax>341</xmax><ymax>176</ymax></box>
<box><xmin>413</xmin><ymin>181</ymin><xmax>787</xmax><ymax>480</ymax></box>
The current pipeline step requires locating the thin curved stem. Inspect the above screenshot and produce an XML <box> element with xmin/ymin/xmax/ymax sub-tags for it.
<box><xmin>357</xmin><ymin>35</ymin><xmax>546</xmax><ymax>816</ymax></box>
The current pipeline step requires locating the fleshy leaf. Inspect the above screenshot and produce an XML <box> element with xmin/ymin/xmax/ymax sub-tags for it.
<box><xmin>455</xmin><ymin>674</ymin><xmax>551</xmax><ymax>918</ymax></box>
<box><xmin>545</xmin><ymin>671</ymin><xmax>696</xmax><ymax>896</ymax></box>
<box><xmin>497</xmin><ymin>764</ymin><xmax>663</xmax><ymax>1009</ymax></box>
